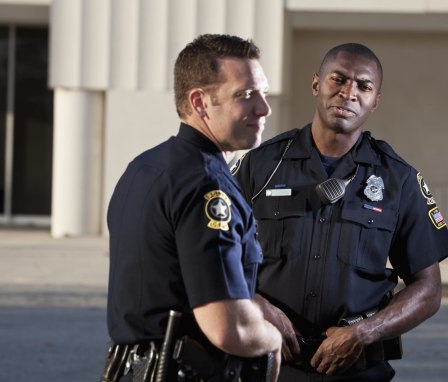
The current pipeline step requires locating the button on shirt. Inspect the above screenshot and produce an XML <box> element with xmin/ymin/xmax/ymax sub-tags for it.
<box><xmin>235</xmin><ymin>124</ymin><xmax>448</xmax><ymax>334</ymax></box>
<box><xmin>107</xmin><ymin>123</ymin><xmax>262</xmax><ymax>344</ymax></box>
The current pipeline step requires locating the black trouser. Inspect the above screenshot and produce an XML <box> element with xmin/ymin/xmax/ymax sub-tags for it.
<box><xmin>278</xmin><ymin>362</ymin><xmax>395</xmax><ymax>382</ymax></box>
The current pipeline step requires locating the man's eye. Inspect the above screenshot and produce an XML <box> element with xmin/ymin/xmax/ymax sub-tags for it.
<box><xmin>332</xmin><ymin>76</ymin><xmax>344</xmax><ymax>84</ymax></box>
<box><xmin>359</xmin><ymin>83</ymin><xmax>373</xmax><ymax>91</ymax></box>
<box><xmin>242</xmin><ymin>91</ymin><xmax>253</xmax><ymax>99</ymax></box>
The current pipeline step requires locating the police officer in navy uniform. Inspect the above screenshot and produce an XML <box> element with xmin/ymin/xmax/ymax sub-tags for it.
<box><xmin>105</xmin><ymin>34</ymin><xmax>282</xmax><ymax>381</ymax></box>
<box><xmin>234</xmin><ymin>43</ymin><xmax>448</xmax><ymax>381</ymax></box>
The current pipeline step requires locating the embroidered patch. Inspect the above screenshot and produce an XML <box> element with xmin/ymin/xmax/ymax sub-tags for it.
<box><xmin>417</xmin><ymin>172</ymin><xmax>435</xmax><ymax>205</ymax></box>
<box><xmin>230</xmin><ymin>153</ymin><xmax>246</xmax><ymax>176</ymax></box>
<box><xmin>428</xmin><ymin>207</ymin><xmax>446</xmax><ymax>229</ymax></box>
<box><xmin>204</xmin><ymin>190</ymin><xmax>231</xmax><ymax>231</ymax></box>
<box><xmin>364</xmin><ymin>175</ymin><xmax>384</xmax><ymax>202</ymax></box>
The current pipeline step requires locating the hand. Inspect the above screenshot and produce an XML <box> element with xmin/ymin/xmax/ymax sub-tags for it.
<box><xmin>310</xmin><ymin>326</ymin><xmax>363</xmax><ymax>375</ymax></box>
<box><xmin>254</xmin><ymin>294</ymin><xmax>301</xmax><ymax>362</ymax></box>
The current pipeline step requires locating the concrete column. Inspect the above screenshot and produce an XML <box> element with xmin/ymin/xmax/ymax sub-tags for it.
<box><xmin>109</xmin><ymin>0</ymin><xmax>139</xmax><ymax>89</ymax></box>
<box><xmin>139</xmin><ymin>0</ymin><xmax>170</xmax><ymax>90</ymax></box>
<box><xmin>51</xmin><ymin>89</ymin><xmax>104</xmax><ymax>237</ymax></box>
<box><xmin>226</xmin><ymin>0</ymin><xmax>255</xmax><ymax>37</ymax></box>
<box><xmin>49</xmin><ymin>0</ymin><xmax>82</xmax><ymax>87</ymax></box>
<box><xmin>255</xmin><ymin>0</ymin><xmax>284</xmax><ymax>94</ymax></box>
<box><xmin>81</xmin><ymin>0</ymin><xmax>110</xmax><ymax>88</ymax></box>
<box><xmin>197</xmin><ymin>0</ymin><xmax>225</xmax><ymax>34</ymax></box>
<box><xmin>167</xmin><ymin>0</ymin><xmax>197</xmax><ymax>89</ymax></box>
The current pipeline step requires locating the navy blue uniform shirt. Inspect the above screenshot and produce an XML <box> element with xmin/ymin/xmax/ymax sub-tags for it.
<box><xmin>107</xmin><ymin>123</ymin><xmax>262</xmax><ymax>344</ymax></box>
<box><xmin>234</xmin><ymin>124</ymin><xmax>448</xmax><ymax>334</ymax></box>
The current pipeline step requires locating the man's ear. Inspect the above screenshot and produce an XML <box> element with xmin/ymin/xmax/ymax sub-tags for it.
<box><xmin>371</xmin><ymin>92</ymin><xmax>381</xmax><ymax>113</ymax></box>
<box><xmin>189</xmin><ymin>89</ymin><xmax>207</xmax><ymax>117</ymax></box>
<box><xmin>311</xmin><ymin>73</ymin><xmax>320</xmax><ymax>96</ymax></box>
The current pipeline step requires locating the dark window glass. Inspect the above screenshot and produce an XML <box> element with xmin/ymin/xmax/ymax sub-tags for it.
<box><xmin>12</xmin><ymin>27</ymin><xmax>53</xmax><ymax>215</ymax></box>
<box><xmin>0</xmin><ymin>27</ymin><xmax>7</xmax><ymax>214</ymax></box>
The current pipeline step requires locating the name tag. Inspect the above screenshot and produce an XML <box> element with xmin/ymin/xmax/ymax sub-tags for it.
<box><xmin>266</xmin><ymin>188</ymin><xmax>292</xmax><ymax>197</ymax></box>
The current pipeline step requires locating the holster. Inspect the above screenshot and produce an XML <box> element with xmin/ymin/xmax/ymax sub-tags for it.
<box><xmin>173</xmin><ymin>335</ymin><xmax>273</xmax><ymax>382</ymax></box>
<box><xmin>100</xmin><ymin>342</ymin><xmax>160</xmax><ymax>382</ymax></box>
<box><xmin>100</xmin><ymin>343</ymin><xmax>131</xmax><ymax>382</ymax></box>
<box><xmin>128</xmin><ymin>342</ymin><xmax>159</xmax><ymax>382</ymax></box>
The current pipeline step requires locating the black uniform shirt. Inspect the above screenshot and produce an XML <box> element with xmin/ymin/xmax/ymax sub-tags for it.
<box><xmin>235</xmin><ymin>124</ymin><xmax>448</xmax><ymax>334</ymax></box>
<box><xmin>107</xmin><ymin>123</ymin><xmax>262</xmax><ymax>344</ymax></box>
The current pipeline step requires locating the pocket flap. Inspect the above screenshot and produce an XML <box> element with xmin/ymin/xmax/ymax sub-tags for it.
<box><xmin>253</xmin><ymin>192</ymin><xmax>306</xmax><ymax>220</ymax></box>
<box><xmin>341</xmin><ymin>201</ymin><xmax>396</xmax><ymax>231</ymax></box>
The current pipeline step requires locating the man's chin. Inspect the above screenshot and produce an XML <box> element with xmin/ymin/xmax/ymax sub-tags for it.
<box><xmin>243</xmin><ymin>139</ymin><xmax>261</xmax><ymax>150</ymax></box>
<box><xmin>227</xmin><ymin>134</ymin><xmax>262</xmax><ymax>152</ymax></box>
<box><xmin>247</xmin><ymin>133</ymin><xmax>263</xmax><ymax>149</ymax></box>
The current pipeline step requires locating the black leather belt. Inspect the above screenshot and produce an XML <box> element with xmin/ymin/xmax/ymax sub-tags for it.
<box><xmin>353</xmin><ymin>341</ymin><xmax>385</xmax><ymax>370</ymax></box>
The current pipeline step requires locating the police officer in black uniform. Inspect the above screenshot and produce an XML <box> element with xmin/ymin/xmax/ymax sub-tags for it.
<box><xmin>234</xmin><ymin>43</ymin><xmax>448</xmax><ymax>381</ymax></box>
<box><xmin>104</xmin><ymin>34</ymin><xmax>282</xmax><ymax>382</ymax></box>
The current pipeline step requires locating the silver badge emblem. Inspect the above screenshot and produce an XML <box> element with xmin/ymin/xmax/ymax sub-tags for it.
<box><xmin>364</xmin><ymin>175</ymin><xmax>384</xmax><ymax>202</ymax></box>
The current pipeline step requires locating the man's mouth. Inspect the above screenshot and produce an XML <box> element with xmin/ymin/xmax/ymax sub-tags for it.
<box><xmin>333</xmin><ymin>106</ymin><xmax>356</xmax><ymax>117</ymax></box>
<box><xmin>247</xmin><ymin>120</ymin><xmax>265</xmax><ymax>130</ymax></box>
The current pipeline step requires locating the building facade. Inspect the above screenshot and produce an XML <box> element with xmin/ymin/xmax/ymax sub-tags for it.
<box><xmin>0</xmin><ymin>0</ymin><xmax>447</xmax><ymax>236</ymax></box>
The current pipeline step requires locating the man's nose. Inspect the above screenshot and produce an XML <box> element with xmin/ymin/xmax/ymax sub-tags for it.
<box><xmin>256</xmin><ymin>95</ymin><xmax>271</xmax><ymax>117</ymax></box>
<box><xmin>339</xmin><ymin>81</ymin><xmax>357</xmax><ymax>101</ymax></box>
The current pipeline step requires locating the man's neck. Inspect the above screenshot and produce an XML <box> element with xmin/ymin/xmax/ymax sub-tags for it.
<box><xmin>182</xmin><ymin>117</ymin><xmax>234</xmax><ymax>164</ymax></box>
<box><xmin>311</xmin><ymin>124</ymin><xmax>361</xmax><ymax>157</ymax></box>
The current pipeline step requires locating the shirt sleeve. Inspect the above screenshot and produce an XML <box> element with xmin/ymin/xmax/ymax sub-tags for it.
<box><xmin>389</xmin><ymin>168</ymin><xmax>448</xmax><ymax>278</ymax></box>
<box><xmin>174</xmin><ymin>174</ymin><xmax>252</xmax><ymax>308</ymax></box>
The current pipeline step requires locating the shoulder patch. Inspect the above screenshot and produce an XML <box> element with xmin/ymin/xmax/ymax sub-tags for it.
<box><xmin>417</xmin><ymin>172</ymin><xmax>436</xmax><ymax>205</ymax></box>
<box><xmin>428</xmin><ymin>206</ymin><xmax>446</xmax><ymax>229</ymax></box>
<box><xmin>204</xmin><ymin>190</ymin><xmax>231</xmax><ymax>231</ymax></box>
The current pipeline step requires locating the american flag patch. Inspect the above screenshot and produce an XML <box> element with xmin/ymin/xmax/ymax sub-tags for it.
<box><xmin>429</xmin><ymin>207</ymin><xmax>446</xmax><ymax>229</ymax></box>
<box><xmin>434</xmin><ymin>212</ymin><xmax>443</xmax><ymax>224</ymax></box>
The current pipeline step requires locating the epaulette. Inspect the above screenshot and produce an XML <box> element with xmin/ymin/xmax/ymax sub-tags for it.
<box><xmin>256</xmin><ymin>128</ymin><xmax>300</xmax><ymax>150</ymax></box>
<box><xmin>231</xmin><ymin>128</ymin><xmax>300</xmax><ymax>176</ymax></box>
<box><xmin>366</xmin><ymin>132</ymin><xmax>408</xmax><ymax>166</ymax></box>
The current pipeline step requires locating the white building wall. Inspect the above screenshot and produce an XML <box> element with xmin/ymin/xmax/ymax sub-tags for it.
<box><xmin>49</xmin><ymin>0</ymin><xmax>284</xmax><ymax>236</ymax></box>
<box><xmin>285</xmin><ymin>0</ymin><xmax>448</xmax><ymax>13</ymax></box>
<box><xmin>4</xmin><ymin>0</ymin><xmax>448</xmax><ymax>234</ymax></box>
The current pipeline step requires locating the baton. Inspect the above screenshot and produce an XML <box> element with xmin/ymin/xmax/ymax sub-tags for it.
<box><xmin>155</xmin><ymin>310</ymin><xmax>183</xmax><ymax>382</ymax></box>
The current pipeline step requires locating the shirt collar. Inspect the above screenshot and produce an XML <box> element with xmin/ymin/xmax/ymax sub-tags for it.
<box><xmin>282</xmin><ymin>123</ymin><xmax>313</xmax><ymax>160</ymax></box>
<box><xmin>177</xmin><ymin>123</ymin><xmax>221</xmax><ymax>155</ymax></box>
<box><xmin>283</xmin><ymin>123</ymin><xmax>381</xmax><ymax>166</ymax></box>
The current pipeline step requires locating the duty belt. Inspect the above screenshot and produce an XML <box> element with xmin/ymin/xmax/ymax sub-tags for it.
<box><xmin>100</xmin><ymin>310</ymin><xmax>274</xmax><ymax>382</ymax></box>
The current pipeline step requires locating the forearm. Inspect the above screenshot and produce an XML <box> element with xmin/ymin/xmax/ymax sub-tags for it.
<box><xmin>356</xmin><ymin>264</ymin><xmax>441</xmax><ymax>346</ymax></box>
<box><xmin>311</xmin><ymin>264</ymin><xmax>442</xmax><ymax>375</ymax></box>
<box><xmin>194</xmin><ymin>298</ymin><xmax>282</xmax><ymax>357</ymax></box>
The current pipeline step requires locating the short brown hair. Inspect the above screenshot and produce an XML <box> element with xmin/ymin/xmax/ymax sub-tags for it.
<box><xmin>174</xmin><ymin>34</ymin><xmax>261</xmax><ymax>118</ymax></box>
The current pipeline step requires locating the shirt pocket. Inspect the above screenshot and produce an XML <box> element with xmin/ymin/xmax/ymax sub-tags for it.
<box><xmin>253</xmin><ymin>192</ymin><xmax>306</xmax><ymax>260</ymax></box>
<box><xmin>337</xmin><ymin>200</ymin><xmax>397</xmax><ymax>274</ymax></box>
